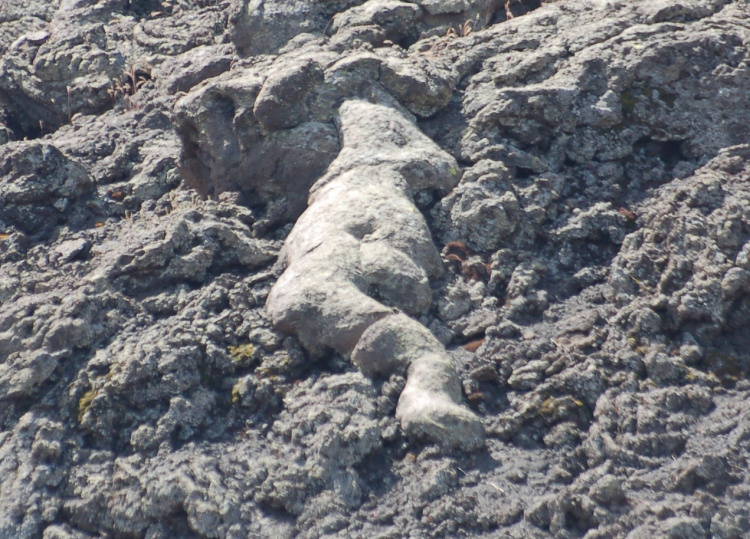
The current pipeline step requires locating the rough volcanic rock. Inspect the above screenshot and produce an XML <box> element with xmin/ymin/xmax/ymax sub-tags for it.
<box><xmin>0</xmin><ymin>140</ymin><xmax>98</xmax><ymax>239</ymax></box>
<box><xmin>3</xmin><ymin>1</ymin><xmax>750</xmax><ymax>538</ymax></box>
<box><xmin>266</xmin><ymin>99</ymin><xmax>483</xmax><ymax>450</ymax></box>
<box><xmin>0</xmin><ymin>0</ymin><xmax>229</xmax><ymax>139</ymax></box>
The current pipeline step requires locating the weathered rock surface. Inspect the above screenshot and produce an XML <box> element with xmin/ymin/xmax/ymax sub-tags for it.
<box><xmin>2</xmin><ymin>0</ymin><xmax>750</xmax><ymax>538</ymax></box>
<box><xmin>267</xmin><ymin>99</ymin><xmax>483</xmax><ymax>450</ymax></box>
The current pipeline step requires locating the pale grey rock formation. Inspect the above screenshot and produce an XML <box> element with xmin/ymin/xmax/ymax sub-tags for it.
<box><xmin>267</xmin><ymin>100</ymin><xmax>484</xmax><ymax>450</ymax></box>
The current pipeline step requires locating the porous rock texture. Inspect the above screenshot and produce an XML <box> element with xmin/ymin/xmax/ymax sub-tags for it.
<box><xmin>2</xmin><ymin>1</ymin><xmax>750</xmax><ymax>538</ymax></box>
<box><xmin>266</xmin><ymin>98</ymin><xmax>484</xmax><ymax>451</ymax></box>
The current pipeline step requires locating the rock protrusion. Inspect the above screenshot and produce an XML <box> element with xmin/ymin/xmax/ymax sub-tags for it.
<box><xmin>267</xmin><ymin>99</ymin><xmax>484</xmax><ymax>450</ymax></box>
<box><xmin>0</xmin><ymin>140</ymin><xmax>97</xmax><ymax>238</ymax></box>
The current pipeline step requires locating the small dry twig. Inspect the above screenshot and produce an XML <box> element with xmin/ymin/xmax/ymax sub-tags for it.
<box><xmin>488</xmin><ymin>482</ymin><xmax>506</xmax><ymax>494</ymax></box>
<box><xmin>66</xmin><ymin>86</ymin><xmax>72</xmax><ymax>124</ymax></box>
<box><xmin>457</xmin><ymin>20</ymin><xmax>474</xmax><ymax>37</ymax></box>
<box><xmin>415</xmin><ymin>19</ymin><xmax>475</xmax><ymax>58</ymax></box>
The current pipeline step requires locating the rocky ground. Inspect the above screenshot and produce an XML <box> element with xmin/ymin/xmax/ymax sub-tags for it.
<box><xmin>2</xmin><ymin>0</ymin><xmax>750</xmax><ymax>537</ymax></box>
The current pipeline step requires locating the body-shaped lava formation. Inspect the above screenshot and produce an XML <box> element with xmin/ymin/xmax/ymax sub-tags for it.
<box><xmin>267</xmin><ymin>100</ymin><xmax>484</xmax><ymax>450</ymax></box>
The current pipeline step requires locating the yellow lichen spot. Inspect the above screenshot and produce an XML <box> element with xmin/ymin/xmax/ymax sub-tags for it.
<box><xmin>231</xmin><ymin>384</ymin><xmax>241</xmax><ymax>404</ymax></box>
<box><xmin>629</xmin><ymin>274</ymin><xmax>647</xmax><ymax>290</ymax></box>
<box><xmin>78</xmin><ymin>389</ymin><xmax>98</xmax><ymax>423</ymax></box>
<box><xmin>95</xmin><ymin>222</ymin><xmax>105</xmax><ymax>228</ymax></box>
<box><xmin>228</xmin><ymin>343</ymin><xmax>255</xmax><ymax>363</ymax></box>
<box><xmin>539</xmin><ymin>397</ymin><xmax>557</xmax><ymax>415</ymax></box>
<box><xmin>0</xmin><ymin>233</ymin><xmax>9</xmax><ymax>241</ymax></box>
<box><xmin>573</xmin><ymin>398</ymin><xmax>584</xmax><ymax>407</ymax></box>
<box><xmin>449</xmin><ymin>164</ymin><xmax>460</xmax><ymax>177</ymax></box>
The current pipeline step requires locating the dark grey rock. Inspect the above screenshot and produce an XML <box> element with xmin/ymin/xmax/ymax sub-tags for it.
<box><xmin>3</xmin><ymin>0</ymin><xmax>750</xmax><ymax>538</ymax></box>
<box><xmin>0</xmin><ymin>141</ymin><xmax>96</xmax><ymax>237</ymax></box>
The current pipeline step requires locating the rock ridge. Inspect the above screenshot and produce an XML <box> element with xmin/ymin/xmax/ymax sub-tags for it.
<box><xmin>267</xmin><ymin>99</ymin><xmax>484</xmax><ymax>450</ymax></box>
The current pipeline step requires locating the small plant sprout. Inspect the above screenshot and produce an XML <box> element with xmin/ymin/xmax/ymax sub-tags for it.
<box><xmin>444</xmin><ymin>19</ymin><xmax>474</xmax><ymax>39</ymax></box>
<box><xmin>107</xmin><ymin>63</ymin><xmax>153</xmax><ymax>110</ymax></box>
<box><xmin>415</xmin><ymin>18</ymin><xmax>476</xmax><ymax>58</ymax></box>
